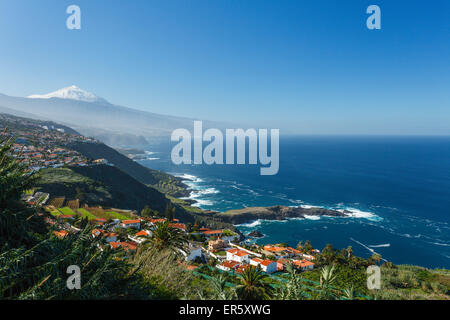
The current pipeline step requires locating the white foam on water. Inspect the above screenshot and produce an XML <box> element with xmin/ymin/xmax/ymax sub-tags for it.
<box><xmin>368</xmin><ymin>243</ymin><xmax>391</xmax><ymax>248</ymax></box>
<box><xmin>338</xmin><ymin>207</ymin><xmax>382</xmax><ymax>222</ymax></box>
<box><xmin>304</xmin><ymin>215</ymin><xmax>321</xmax><ymax>220</ymax></box>
<box><xmin>192</xmin><ymin>199</ymin><xmax>214</xmax><ymax>207</ymax></box>
<box><xmin>237</xmin><ymin>220</ymin><xmax>263</xmax><ymax>227</ymax></box>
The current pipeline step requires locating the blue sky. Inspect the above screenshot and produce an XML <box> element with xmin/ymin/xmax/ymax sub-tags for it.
<box><xmin>0</xmin><ymin>0</ymin><xmax>449</xmax><ymax>134</ymax></box>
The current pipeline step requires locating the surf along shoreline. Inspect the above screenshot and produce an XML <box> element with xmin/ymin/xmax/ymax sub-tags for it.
<box><xmin>174</xmin><ymin>173</ymin><xmax>381</xmax><ymax>226</ymax></box>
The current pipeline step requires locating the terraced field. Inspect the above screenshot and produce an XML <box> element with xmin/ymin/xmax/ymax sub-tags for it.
<box><xmin>76</xmin><ymin>208</ymin><xmax>98</xmax><ymax>220</ymax></box>
<box><xmin>59</xmin><ymin>207</ymin><xmax>76</xmax><ymax>216</ymax></box>
<box><xmin>45</xmin><ymin>204</ymin><xmax>137</xmax><ymax>221</ymax></box>
<box><xmin>49</xmin><ymin>197</ymin><xmax>65</xmax><ymax>208</ymax></box>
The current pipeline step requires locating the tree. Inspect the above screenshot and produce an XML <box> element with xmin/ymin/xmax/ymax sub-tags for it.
<box><xmin>0</xmin><ymin>133</ymin><xmax>39</xmax><ymax>211</ymax></box>
<box><xmin>141</xmin><ymin>205</ymin><xmax>152</xmax><ymax>217</ymax></box>
<box><xmin>234</xmin><ymin>266</ymin><xmax>273</xmax><ymax>300</ymax></box>
<box><xmin>209</xmin><ymin>275</ymin><xmax>233</xmax><ymax>300</ymax></box>
<box><xmin>0</xmin><ymin>134</ymin><xmax>44</xmax><ymax>249</ymax></box>
<box><xmin>369</xmin><ymin>253</ymin><xmax>382</xmax><ymax>266</ymax></box>
<box><xmin>151</xmin><ymin>220</ymin><xmax>188</xmax><ymax>253</ymax></box>
<box><xmin>304</xmin><ymin>240</ymin><xmax>313</xmax><ymax>253</ymax></box>
<box><xmin>165</xmin><ymin>203</ymin><xmax>175</xmax><ymax>221</ymax></box>
<box><xmin>346</xmin><ymin>246</ymin><xmax>353</xmax><ymax>259</ymax></box>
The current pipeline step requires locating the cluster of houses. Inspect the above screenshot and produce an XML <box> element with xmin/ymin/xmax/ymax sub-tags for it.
<box><xmin>213</xmin><ymin>241</ymin><xmax>317</xmax><ymax>275</ymax></box>
<box><xmin>1</xmin><ymin>113</ymin><xmax>107</xmax><ymax>171</ymax></box>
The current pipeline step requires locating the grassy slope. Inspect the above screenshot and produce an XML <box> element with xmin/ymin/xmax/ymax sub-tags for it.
<box><xmin>68</xmin><ymin>141</ymin><xmax>188</xmax><ymax>197</ymax></box>
<box><xmin>37</xmin><ymin>165</ymin><xmax>171</xmax><ymax>214</ymax></box>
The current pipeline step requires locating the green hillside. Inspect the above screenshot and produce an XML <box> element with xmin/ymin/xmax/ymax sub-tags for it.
<box><xmin>68</xmin><ymin>141</ymin><xmax>188</xmax><ymax>197</ymax></box>
<box><xmin>37</xmin><ymin>165</ymin><xmax>171</xmax><ymax>214</ymax></box>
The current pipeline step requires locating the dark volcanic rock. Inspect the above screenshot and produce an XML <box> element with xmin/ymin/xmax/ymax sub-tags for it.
<box><xmin>248</xmin><ymin>230</ymin><xmax>264</xmax><ymax>238</ymax></box>
<box><xmin>214</xmin><ymin>205</ymin><xmax>346</xmax><ymax>225</ymax></box>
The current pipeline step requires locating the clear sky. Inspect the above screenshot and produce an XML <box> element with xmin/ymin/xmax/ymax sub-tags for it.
<box><xmin>0</xmin><ymin>0</ymin><xmax>449</xmax><ymax>134</ymax></box>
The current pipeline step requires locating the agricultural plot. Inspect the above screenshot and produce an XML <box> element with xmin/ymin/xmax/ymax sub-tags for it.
<box><xmin>85</xmin><ymin>207</ymin><xmax>134</xmax><ymax>221</ymax></box>
<box><xmin>59</xmin><ymin>207</ymin><xmax>76</xmax><ymax>216</ymax></box>
<box><xmin>76</xmin><ymin>208</ymin><xmax>97</xmax><ymax>220</ymax></box>
<box><xmin>105</xmin><ymin>211</ymin><xmax>130</xmax><ymax>220</ymax></box>
<box><xmin>66</xmin><ymin>199</ymin><xmax>80</xmax><ymax>209</ymax></box>
<box><xmin>49</xmin><ymin>197</ymin><xmax>65</xmax><ymax>208</ymax></box>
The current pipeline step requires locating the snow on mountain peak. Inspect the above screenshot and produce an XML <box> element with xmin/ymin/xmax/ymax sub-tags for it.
<box><xmin>28</xmin><ymin>85</ymin><xmax>109</xmax><ymax>104</ymax></box>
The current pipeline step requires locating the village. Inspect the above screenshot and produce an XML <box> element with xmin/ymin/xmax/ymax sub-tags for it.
<box><xmin>1</xmin><ymin>113</ymin><xmax>106</xmax><ymax>171</ymax></box>
<box><xmin>37</xmin><ymin>192</ymin><xmax>318</xmax><ymax>279</ymax></box>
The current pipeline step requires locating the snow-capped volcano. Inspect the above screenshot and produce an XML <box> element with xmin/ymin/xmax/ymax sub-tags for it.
<box><xmin>28</xmin><ymin>85</ymin><xmax>109</xmax><ymax>104</ymax></box>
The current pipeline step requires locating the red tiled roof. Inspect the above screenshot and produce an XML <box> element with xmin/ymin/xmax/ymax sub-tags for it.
<box><xmin>170</xmin><ymin>223</ymin><xmax>186</xmax><ymax>230</ymax></box>
<box><xmin>121</xmin><ymin>242</ymin><xmax>138</xmax><ymax>251</ymax></box>
<box><xmin>221</xmin><ymin>260</ymin><xmax>240</xmax><ymax>269</ymax></box>
<box><xmin>122</xmin><ymin>219</ymin><xmax>140</xmax><ymax>224</ymax></box>
<box><xmin>293</xmin><ymin>260</ymin><xmax>315</xmax><ymax>268</ymax></box>
<box><xmin>227</xmin><ymin>248</ymin><xmax>249</xmax><ymax>257</ymax></box>
<box><xmin>110</xmin><ymin>242</ymin><xmax>120</xmax><ymax>249</ymax></box>
<box><xmin>54</xmin><ymin>230</ymin><xmax>69</xmax><ymax>238</ymax></box>
<box><xmin>251</xmin><ymin>258</ymin><xmax>264</xmax><ymax>264</ymax></box>
<box><xmin>202</xmin><ymin>230</ymin><xmax>223</xmax><ymax>235</ymax></box>
<box><xmin>261</xmin><ymin>260</ymin><xmax>275</xmax><ymax>267</ymax></box>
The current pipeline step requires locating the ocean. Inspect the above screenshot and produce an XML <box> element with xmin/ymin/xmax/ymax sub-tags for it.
<box><xmin>139</xmin><ymin>136</ymin><xmax>450</xmax><ymax>269</ymax></box>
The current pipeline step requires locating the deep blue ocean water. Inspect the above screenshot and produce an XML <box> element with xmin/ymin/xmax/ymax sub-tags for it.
<box><xmin>139</xmin><ymin>136</ymin><xmax>450</xmax><ymax>268</ymax></box>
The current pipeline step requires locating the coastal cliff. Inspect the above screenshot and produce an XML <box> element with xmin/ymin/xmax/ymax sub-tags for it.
<box><xmin>214</xmin><ymin>205</ymin><xmax>347</xmax><ymax>225</ymax></box>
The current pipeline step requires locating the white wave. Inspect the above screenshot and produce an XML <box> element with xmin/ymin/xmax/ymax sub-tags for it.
<box><xmin>368</xmin><ymin>243</ymin><xmax>391</xmax><ymax>248</ymax></box>
<box><xmin>304</xmin><ymin>215</ymin><xmax>321</xmax><ymax>220</ymax></box>
<box><xmin>237</xmin><ymin>220</ymin><xmax>262</xmax><ymax>227</ymax></box>
<box><xmin>301</xmin><ymin>204</ymin><xmax>323</xmax><ymax>209</ymax></box>
<box><xmin>144</xmin><ymin>151</ymin><xmax>156</xmax><ymax>155</ymax></box>
<box><xmin>429</xmin><ymin>242</ymin><xmax>450</xmax><ymax>247</ymax></box>
<box><xmin>175</xmin><ymin>173</ymin><xmax>203</xmax><ymax>183</ymax></box>
<box><xmin>338</xmin><ymin>208</ymin><xmax>382</xmax><ymax>222</ymax></box>
<box><xmin>189</xmin><ymin>188</ymin><xmax>219</xmax><ymax>198</ymax></box>
<box><xmin>192</xmin><ymin>199</ymin><xmax>214</xmax><ymax>207</ymax></box>
<box><xmin>146</xmin><ymin>157</ymin><xmax>160</xmax><ymax>160</ymax></box>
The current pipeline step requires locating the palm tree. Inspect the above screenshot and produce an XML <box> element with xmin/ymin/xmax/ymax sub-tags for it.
<box><xmin>234</xmin><ymin>265</ymin><xmax>273</xmax><ymax>300</ymax></box>
<box><xmin>209</xmin><ymin>274</ymin><xmax>233</xmax><ymax>300</ymax></box>
<box><xmin>165</xmin><ymin>203</ymin><xmax>175</xmax><ymax>221</ymax></box>
<box><xmin>151</xmin><ymin>220</ymin><xmax>188</xmax><ymax>253</ymax></box>
<box><xmin>319</xmin><ymin>265</ymin><xmax>338</xmax><ymax>300</ymax></box>
<box><xmin>0</xmin><ymin>132</ymin><xmax>38</xmax><ymax>210</ymax></box>
<box><xmin>0</xmin><ymin>133</ymin><xmax>43</xmax><ymax>250</ymax></box>
<box><xmin>369</xmin><ymin>253</ymin><xmax>382</xmax><ymax>265</ymax></box>
<box><xmin>346</xmin><ymin>246</ymin><xmax>353</xmax><ymax>259</ymax></box>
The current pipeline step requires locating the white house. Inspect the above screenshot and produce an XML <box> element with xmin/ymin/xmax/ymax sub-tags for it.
<box><xmin>185</xmin><ymin>245</ymin><xmax>204</xmax><ymax>262</ymax></box>
<box><xmin>250</xmin><ymin>258</ymin><xmax>277</xmax><ymax>274</ymax></box>
<box><xmin>293</xmin><ymin>260</ymin><xmax>315</xmax><ymax>271</ymax></box>
<box><xmin>226</xmin><ymin>248</ymin><xmax>250</xmax><ymax>263</ymax></box>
